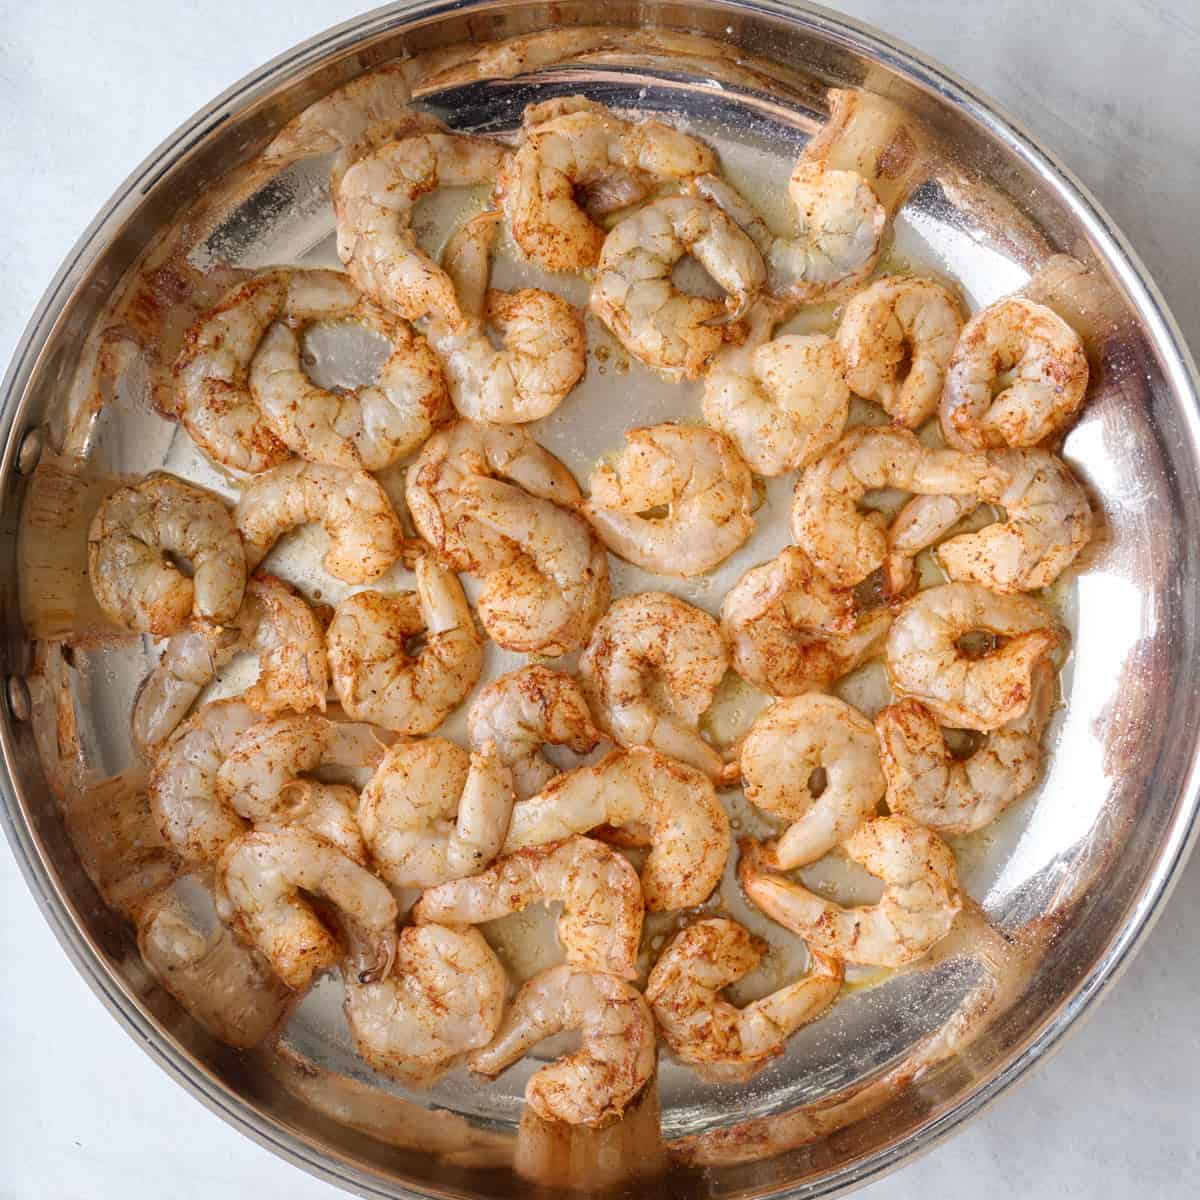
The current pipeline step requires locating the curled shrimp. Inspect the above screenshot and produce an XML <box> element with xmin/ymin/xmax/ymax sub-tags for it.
<box><xmin>412</xmin><ymin>835</ymin><xmax>643</xmax><ymax>979</ymax></box>
<box><xmin>467</xmin><ymin>665</ymin><xmax>602</xmax><ymax>799</ymax></box>
<box><xmin>721</xmin><ymin>547</ymin><xmax>891</xmax><ymax>696</ymax></box>
<box><xmin>498</xmin><ymin>94</ymin><xmax>717</xmax><ymax>272</ymax></box>
<box><xmin>327</xmin><ymin>556</ymin><xmax>482</xmax><ymax>734</ymax></box>
<box><xmin>470</xmin><ymin>964</ymin><xmax>656</xmax><ymax>1127</ymax></box>
<box><xmin>216</xmin><ymin>827</ymin><xmax>399</xmax><ymax>990</ymax></box>
<box><xmin>344</xmin><ymin>924</ymin><xmax>506</xmax><ymax>1085</ymax></box>
<box><xmin>941</xmin><ymin>297</ymin><xmax>1089</xmax><ymax>449</ymax></box>
<box><xmin>357</xmin><ymin>738</ymin><xmax>514</xmax><ymax>888</ymax></box>
<box><xmin>579</xmin><ymin>592</ymin><xmax>729</xmax><ymax>781</ymax></box>
<box><xmin>837</xmin><ymin>275</ymin><xmax>964</xmax><ymax>427</ymax></box>
<box><xmin>739</xmin><ymin>815</ymin><xmax>962</xmax><ymax>967</ymax></box>
<box><xmin>741</xmin><ymin>694</ymin><xmax>885</xmax><ymax>869</ymax></box>
<box><xmin>502</xmin><ymin>747</ymin><xmax>730</xmax><ymax>911</ymax></box>
<box><xmin>703</xmin><ymin>303</ymin><xmax>850</xmax><ymax>477</ymax></box>
<box><xmin>590</xmin><ymin>195</ymin><xmax>766</xmax><ymax>381</ymax></box>
<box><xmin>88</xmin><ymin>473</ymin><xmax>245</xmax><ymax>635</ymax></box>
<box><xmin>235</xmin><ymin>460</ymin><xmax>406</xmax><ymax>583</ymax></box>
<box><xmin>645</xmin><ymin>917</ymin><xmax>842</xmax><ymax>1080</ymax></box>
<box><xmin>887</xmin><ymin>582</ymin><xmax>1062</xmax><ymax>731</ymax></box>
<box><xmin>877</xmin><ymin>661</ymin><xmax>1054</xmax><ymax>836</ymax></box>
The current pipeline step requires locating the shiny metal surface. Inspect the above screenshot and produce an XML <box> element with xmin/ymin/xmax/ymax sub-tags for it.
<box><xmin>1</xmin><ymin>2</ymin><xmax>1198</xmax><ymax>1198</ymax></box>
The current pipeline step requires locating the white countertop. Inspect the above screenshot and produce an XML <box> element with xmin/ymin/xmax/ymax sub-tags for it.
<box><xmin>1</xmin><ymin>2</ymin><xmax>1197</xmax><ymax>1196</ymax></box>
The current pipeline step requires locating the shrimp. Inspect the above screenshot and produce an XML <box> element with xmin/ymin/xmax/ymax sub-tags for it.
<box><xmin>344</xmin><ymin>924</ymin><xmax>506</xmax><ymax>1085</ymax></box>
<box><xmin>326</xmin><ymin>555</ymin><xmax>482</xmax><ymax>734</ymax></box>
<box><xmin>357</xmin><ymin>738</ymin><xmax>514</xmax><ymax>888</ymax></box>
<box><xmin>467</xmin><ymin>666</ymin><xmax>602</xmax><ymax>799</ymax></box>
<box><xmin>721</xmin><ymin>547</ymin><xmax>892</xmax><ymax>696</ymax></box>
<box><xmin>877</xmin><ymin>661</ymin><xmax>1054</xmax><ymax>836</ymax></box>
<box><xmin>790</xmin><ymin>425</ymin><xmax>997</xmax><ymax>587</ymax></box>
<box><xmin>578</xmin><ymin>592</ymin><xmax>729</xmax><ymax>781</ymax></box>
<box><xmin>703</xmin><ymin>303</ymin><xmax>850</xmax><ymax>477</ymax></box>
<box><xmin>428</xmin><ymin>210</ymin><xmax>586</xmax><ymax>423</ymax></box>
<box><xmin>884</xmin><ymin>492</ymin><xmax>977</xmax><ymax>596</ymax></box>
<box><xmin>886</xmin><ymin>582</ymin><xmax>1062</xmax><ymax>731</ymax></box>
<box><xmin>645</xmin><ymin>918</ymin><xmax>842</xmax><ymax>1080</ymax></box>
<box><xmin>740</xmin><ymin>694</ymin><xmax>885</xmax><ymax>869</ymax></box>
<box><xmin>334</xmin><ymin>132</ymin><xmax>510</xmax><ymax>328</ymax></box>
<box><xmin>88</xmin><ymin>473</ymin><xmax>245</xmax><ymax>635</ymax></box>
<box><xmin>497</xmin><ymin>94</ymin><xmax>717</xmax><ymax>273</ymax></box>
<box><xmin>738</xmin><ymin>815</ymin><xmax>962</xmax><ymax>967</ymax></box>
<box><xmin>235</xmin><ymin>459</ymin><xmax>406</xmax><ymax>583</ymax></box>
<box><xmin>215</xmin><ymin>828</ymin><xmax>398</xmax><ymax>990</ymax></box>
<box><xmin>470</xmin><ymin>965</ymin><xmax>656</xmax><ymax>1127</ymax></box>
<box><xmin>502</xmin><ymin>747</ymin><xmax>730</xmax><ymax>911</ymax></box>
<box><xmin>412</xmin><ymin>836</ymin><xmax>643</xmax><ymax>979</ymax></box>
<box><xmin>590</xmin><ymin>195</ymin><xmax>766</xmax><ymax>381</ymax></box>
<box><xmin>407</xmin><ymin>421</ymin><xmax>608</xmax><ymax>655</ymax></box>
<box><xmin>940</xmin><ymin>297</ymin><xmax>1089</xmax><ymax>449</ymax></box>
<box><xmin>837</xmin><ymin>276</ymin><xmax>964</xmax><ymax>427</ymax></box>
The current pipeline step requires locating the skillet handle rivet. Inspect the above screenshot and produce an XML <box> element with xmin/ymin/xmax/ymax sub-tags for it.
<box><xmin>16</xmin><ymin>428</ymin><xmax>43</xmax><ymax>477</ymax></box>
<box><xmin>6</xmin><ymin>676</ymin><xmax>30</xmax><ymax>722</ymax></box>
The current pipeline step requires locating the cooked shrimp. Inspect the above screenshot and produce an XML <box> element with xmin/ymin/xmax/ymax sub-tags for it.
<box><xmin>886</xmin><ymin>582</ymin><xmax>1062</xmax><ymax>731</ymax></box>
<box><xmin>884</xmin><ymin>493</ymin><xmax>977</xmax><ymax>595</ymax></box>
<box><xmin>837</xmin><ymin>276</ymin><xmax>963</xmax><ymax>427</ymax></box>
<box><xmin>645</xmin><ymin>918</ymin><xmax>842</xmax><ymax>1079</ymax></box>
<box><xmin>941</xmin><ymin>297</ymin><xmax>1089</xmax><ymax>449</ymax></box>
<box><xmin>235</xmin><ymin>459</ymin><xmax>406</xmax><ymax>583</ymax></box>
<box><xmin>584</xmin><ymin>424</ymin><xmax>755</xmax><ymax>576</ymax></box>
<box><xmin>216</xmin><ymin>828</ymin><xmax>398</xmax><ymax>990</ymax></box>
<box><xmin>721</xmin><ymin>547</ymin><xmax>891</xmax><ymax>696</ymax></box>
<box><xmin>344</xmin><ymin>924</ymin><xmax>506</xmax><ymax>1084</ymax></box>
<box><xmin>498</xmin><ymin>94</ymin><xmax>716</xmax><ymax>272</ymax></box>
<box><xmin>357</xmin><ymin>738</ymin><xmax>514</xmax><ymax>888</ymax></box>
<box><xmin>88</xmin><ymin>473</ymin><xmax>245</xmax><ymax>635</ymax></box>
<box><xmin>413</xmin><ymin>836</ymin><xmax>643</xmax><ymax>979</ymax></box>
<box><xmin>791</xmin><ymin>426</ymin><xmax>996</xmax><ymax>587</ymax></box>
<box><xmin>327</xmin><ymin>556</ymin><xmax>482</xmax><ymax>734</ymax></box>
<box><xmin>502</xmin><ymin>747</ymin><xmax>730</xmax><ymax>911</ymax></box>
<box><xmin>334</xmin><ymin>132</ymin><xmax>510</xmax><ymax>328</ymax></box>
<box><xmin>590</xmin><ymin>195</ymin><xmax>766</xmax><ymax>381</ymax></box>
<box><xmin>470</xmin><ymin>964</ymin><xmax>656</xmax><ymax>1127</ymax></box>
<box><xmin>738</xmin><ymin>815</ymin><xmax>961</xmax><ymax>967</ymax></box>
<box><xmin>261</xmin><ymin>779</ymin><xmax>367</xmax><ymax>864</ymax></box>
<box><xmin>703</xmin><ymin>303</ymin><xmax>850</xmax><ymax>477</ymax></box>
<box><xmin>468</xmin><ymin>666</ymin><xmax>602</xmax><ymax>799</ymax></box>
<box><xmin>579</xmin><ymin>592</ymin><xmax>729</xmax><ymax>781</ymax></box>
<box><xmin>741</xmin><ymin>694</ymin><xmax>885</xmax><ymax>869</ymax></box>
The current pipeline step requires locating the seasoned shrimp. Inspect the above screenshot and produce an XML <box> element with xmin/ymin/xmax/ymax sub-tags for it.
<box><xmin>877</xmin><ymin>661</ymin><xmax>1054</xmax><ymax>836</ymax></box>
<box><xmin>884</xmin><ymin>492</ymin><xmax>977</xmax><ymax>596</ymax></box>
<box><xmin>590</xmin><ymin>195</ymin><xmax>766</xmax><ymax>381</ymax></box>
<box><xmin>579</xmin><ymin>592</ymin><xmax>729</xmax><ymax>781</ymax></box>
<box><xmin>216</xmin><ymin>828</ymin><xmax>398</xmax><ymax>990</ymax></box>
<box><xmin>645</xmin><ymin>918</ymin><xmax>842</xmax><ymax>1079</ymax></box>
<box><xmin>740</xmin><ymin>694</ymin><xmax>885</xmax><ymax>869</ymax></box>
<box><xmin>739</xmin><ymin>816</ymin><xmax>962</xmax><ymax>967</ymax></box>
<box><xmin>468</xmin><ymin>666</ymin><xmax>602</xmax><ymax>799</ymax></box>
<box><xmin>721</xmin><ymin>547</ymin><xmax>891</xmax><ymax>696</ymax></box>
<box><xmin>703</xmin><ymin>303</ymin><xmax>850</xmax><ymax>477</ymax></box>
<box><xmin>498</xmin><ymin>94</ymin><xmax>717</xmax><ymax>273</ymax></box>
<box><xmin>470</xmin><ymin>964</ymin><xmax>656</xmax><ymax>1127</ymax></box>
<box><xmin>791</xmin><ymin>426</ymin><xmax>996</xmax><ymax>587</ymax></box>
<box><xmin>941</xmin><ymin>297</ymin><xmax>1089</xmax><ymax>449</ymax></box>
<box><xmin>584</xmin><ymin>424</ymin><xmax>755</xmax><ymax>577</ymax></box>
<box><xmin>235</xmin><ymin>459</ymin><xmax>406</xmax><ymax>583</ymax></box>
<box><xmin>344</xmin><ymin>924</ymin><xmax>506</xmax><ymax>1084</ymax></box>
<box><xmin>413</xmin><ymin>836</ymin><xmax>643</xmax><ymax>979</ymax></box>
<box><xmin>357</xmin><ymin>738</ymin><xmax>514</xmax><ymax>888</ymax></box>
<box><xmin>502</xmin><ymin>747</ymin><xmax>730</xmax><ymax>911</ymax></box>
<box><xmin>88</xmin><ymin>473</ymin><xmax>245</xmax><ymax>635</ymax></box>
<box><xmin>887</xmin><ymin>582</ymin><xmax>1062</xmax><ymax>731</ymax></box>
<box><xmin>327</xmin><ymin>556</ymin><xmax>482</xmax><ymax>734</ymax></box>
<box><xmin>837</xmin><ymin>276</ymin><xmax>964</xmax><ymax>427</ymax></box>
<box><xmin>334</xmin><ymin>132</ymin><xmax>510</xmax><ymax>328</ymax></box>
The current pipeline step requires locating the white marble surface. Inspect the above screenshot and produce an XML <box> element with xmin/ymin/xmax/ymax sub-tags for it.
<box><xmin>1</xmin><ymin>2</ymin><xmax>1197</xmax><ymax>1197</ymax></box>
